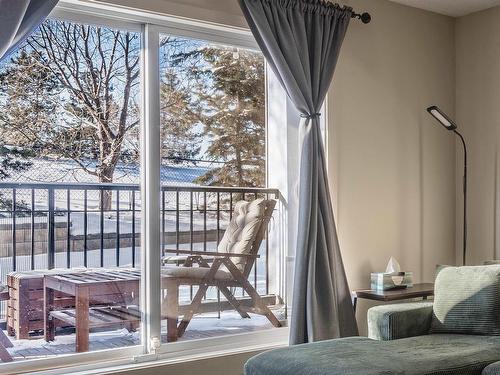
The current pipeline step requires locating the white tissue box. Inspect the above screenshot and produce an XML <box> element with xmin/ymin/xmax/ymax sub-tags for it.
<box><xmin>371</xmin><ymin>272</ymin><xmax>413</xmax><ymax>291</ymax></box>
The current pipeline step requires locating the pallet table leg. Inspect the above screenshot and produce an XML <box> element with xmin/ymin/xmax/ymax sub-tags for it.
<box><xmin>165</xmin><ymin>281</ymin><xmax>179</xmax><ymax>342</ymax></box>
<box><xmin>75</xmin><ymin>286</ymin><xmax>90</xmax><ymax>353</ymax></box>
<box><xmin>18</xmin><ymin>279</ymin><xmax>30</xmax><ymax>340</ymax></box>
<box><xmin>0</xmin><ymin>330</ymin><xmax>13</xmax><ymax>349</ymax></box>
<box><xmin>0</xmin><ymin>343</ymin><xmax>12</xmax><ymax>362</ymax></box>
<box><xmin>0</xmin><ymin>328</ymin><xmax>13</xmax><ymax>363</ymax></box>
<box><xmin>44</xmin><ymin>283</ymin><xmax>55</xmax><ymax>342</ymax></box>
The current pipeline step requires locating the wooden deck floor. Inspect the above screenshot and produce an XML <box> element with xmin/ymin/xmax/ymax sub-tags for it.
<box><xmin>5</xmin><ymin>308</ymin><xmax>286</xmax><ymax>361</ymax></box>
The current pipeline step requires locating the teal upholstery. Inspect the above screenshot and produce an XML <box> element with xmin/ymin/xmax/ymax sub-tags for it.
<box><xmin>245</xmin><ymin>265</ymin><xmax>500</xmax><ymax>374</ymax></box>
<box><xmin>430</xmin><ymin>265</ymin><xmax>500</xmax><ymax>335</ymax></box>
<box><xmin>368</xmin><ymin>301</ymin><xmax>433</xmax><ymax>340</ymax></box>
<box><xmin>245</xmin><ymin>335</ymin><xmax>500</xmax><ymax>375</ymax></box>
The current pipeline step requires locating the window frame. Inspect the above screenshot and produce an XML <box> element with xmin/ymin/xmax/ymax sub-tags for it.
<box><xmin>0</xmin><ymin>2</ymin><xmax>288</xmax><ymax>374</ymax></box>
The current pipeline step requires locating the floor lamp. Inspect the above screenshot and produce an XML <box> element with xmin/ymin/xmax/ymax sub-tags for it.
<box><xmin>426</xmin><ymin>106</ymin><xmax>467</xmax><ymax>266</ymax></box>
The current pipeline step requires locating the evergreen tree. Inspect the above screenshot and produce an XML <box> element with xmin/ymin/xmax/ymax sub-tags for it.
<box><xmin>173</xmin><ymin>46</ymin><xmax>266</xmax><ymax>187</ymax></box>
<box><xmin>0</xmin><ymin>51</ymin><xmax>48</xmax><ymax>179</ymax></box>
<box><xmin>160</xmin><ymin>71</ymin><xmax>202</xmax><ymax>163</ymax></box>
<box><xmin>0</xmin><ymin>50</ymin><xmax>61</xmax><ymax>145</ymax></box>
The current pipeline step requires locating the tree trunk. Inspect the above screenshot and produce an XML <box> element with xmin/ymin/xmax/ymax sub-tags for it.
<box><xmin>235</xmin><ymin>148</ymin><xmax>244</xmax><ymax>187</ymax></box>
<box><xmin>99</xmin><ymin>166</ymin><xmax>115</xmax><ymax>211</ymax></box>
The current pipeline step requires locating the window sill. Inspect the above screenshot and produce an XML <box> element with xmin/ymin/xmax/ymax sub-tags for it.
<box><xmin>31</xmin><ymin>328</ymin><xmax>289</xmax><ymax>375</ymax></box>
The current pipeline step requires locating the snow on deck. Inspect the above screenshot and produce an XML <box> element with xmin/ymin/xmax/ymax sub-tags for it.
<box><xmin>5</xmin><ymin>309</ymin><xmax>286</xmax><ymax>361</ymax></box>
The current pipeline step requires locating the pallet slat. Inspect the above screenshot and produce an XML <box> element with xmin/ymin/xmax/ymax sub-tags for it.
<box><xmin>50</xmin><ymin>306</ymin><xmax>140</xmax><ymax>328</ymax></box>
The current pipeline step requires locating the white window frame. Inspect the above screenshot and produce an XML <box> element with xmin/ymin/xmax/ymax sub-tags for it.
<box><xmin>0</xmin><ymin>2</ymin><xmax>289</xmax><ymax>374</ymax></box>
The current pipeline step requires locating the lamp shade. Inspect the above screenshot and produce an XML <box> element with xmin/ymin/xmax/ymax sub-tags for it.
<box><xmin>427</xmin><ymin>106</ymin><xmax>457</xmax><ymax>130</ymax></box>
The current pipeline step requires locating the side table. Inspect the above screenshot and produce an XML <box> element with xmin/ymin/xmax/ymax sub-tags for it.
<box><xmin>351</xmin><ymin>283</ymin><xmax>434</xmax><ymax>312</ymax></box>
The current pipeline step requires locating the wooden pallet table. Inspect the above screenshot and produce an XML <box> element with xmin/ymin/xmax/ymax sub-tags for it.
<box><xmin>44</xmin><ymin>269</ymin><xmax>140</xmax><ymax>353</ymax></box>
<box><xmin>7</xmin><ymin>269</ymin><xmax>94</xmax><ymax>339</ymax></box>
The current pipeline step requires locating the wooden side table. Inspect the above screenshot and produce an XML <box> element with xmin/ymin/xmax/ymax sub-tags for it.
<box><xmin>351</xmin><ymin>283</ymin><xmax>434</xmax><ymax>312</ymax></box>
<box><xmin>44</xmin><ymin>269</ymin><xmax>140</xmax><ymax>353</ymax></box>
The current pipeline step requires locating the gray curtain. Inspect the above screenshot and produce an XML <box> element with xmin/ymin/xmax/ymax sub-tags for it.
<box><xmin>238</xmin><ymin>0</ymin><xmax>358</xmax><ymax>344</ymax></box>
<box><xmin>0</xmin><ymin>0</ymin><xmax>58</xmax><ymax>61</ymax></box>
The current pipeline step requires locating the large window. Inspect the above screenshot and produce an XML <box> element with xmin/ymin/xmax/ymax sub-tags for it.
<box><xmin>0</xmin><ymin>4</ymin><xmax>287</xmax><ymax>373</ymax></box>
<box><xmin>0</xmin><ymin>17</ymin><xmax>143</xmax><ymax>363</ymax></box>
<box><xmin>157</xmin><ymin>34</ymin><xmax>283</xmax><ymax>344</ymax></box>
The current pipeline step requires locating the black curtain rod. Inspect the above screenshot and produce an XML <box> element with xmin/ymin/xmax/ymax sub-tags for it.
<box><xmin>351</xmin><ymin>11</ymin><xmax>371</xmax><ymax>24</ymax></box>
<box><xmin>325</xmin><ymin>1</ymin><xmax>371</xmax><ymax>23</ymax></box>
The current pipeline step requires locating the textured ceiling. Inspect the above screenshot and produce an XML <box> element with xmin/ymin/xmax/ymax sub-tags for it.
<box><xmin>389</xmin><ymin>0</ymin><xmax>500</xmax><ymax>17</ymax></box>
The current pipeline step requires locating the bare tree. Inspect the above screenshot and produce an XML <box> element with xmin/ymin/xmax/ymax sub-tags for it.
<box><xmin>24</xmin><ymin>20</ymin><xmax>140</xmax><ymax>208</ymax></box>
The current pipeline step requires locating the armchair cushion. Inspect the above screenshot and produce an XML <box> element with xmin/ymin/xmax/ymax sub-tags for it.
<box><xmin>431</xmin><ymin>265</ymin><xmax>500</xmax><ymax>335</ymax></box>
<box><xmin>368</xmin><ymin>301</ymin><xmax>433</xmax><ymax>340</ymax></box>
<box><xmin>161</xmin><ymin>265</ymin><xmax>232</xmax><ymax>280</ymax></box>
<box><xmin>217</xmin><ymin>198</ymin><xmax>269</xmax><ymax>272</ymax></box>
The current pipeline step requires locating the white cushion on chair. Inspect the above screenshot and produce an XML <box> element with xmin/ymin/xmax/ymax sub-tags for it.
<box><xmin>217</xmin><ymin>198</ymin><xmax>268</xmax><ymax>272</ymax></box>
<box><xmin>161</xmin><ymin>265</ymin><xmax>233</xmax><ymax>280</ymax></box>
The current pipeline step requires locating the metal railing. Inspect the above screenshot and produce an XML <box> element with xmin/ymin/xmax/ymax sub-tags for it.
<box><xmin>0</xmin><ymin>183</ymin><xmax>282</xmax><ymax>318</ymax></box>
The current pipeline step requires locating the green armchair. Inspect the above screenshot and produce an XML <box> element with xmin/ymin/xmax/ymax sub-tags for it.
<box><xmin>367</xmin><ymin>301</ymin><xmax>433</xmax><ymax>340</ymax></box>
<box><xmin>245</xmin><ymin>265</ymin><xmax>500</xmax><ymax>375</ymax></box>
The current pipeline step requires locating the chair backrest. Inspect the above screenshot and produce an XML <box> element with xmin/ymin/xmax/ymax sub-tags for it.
<box><xmin>431</xmin><ymin>265</ymin><xmax>500</xmax><ymax>336</ymax></box>
<box><xmin>217</xmin><ymin>198</ymin><xmax>276</xmax><ymax>277</ymax></box>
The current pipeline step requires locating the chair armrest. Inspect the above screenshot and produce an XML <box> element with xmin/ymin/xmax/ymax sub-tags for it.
<box><xmin>162</xmin><ymin>249</ymin><xmax>260</xmax><ymax>259</ymax></box>
<box><xmin>482</xmin><ymin>361</ymin><xmax>500</xmax><ymax>375</ymax></box>
<box><xmin>367</xmin><ymin>301</ymin><xmax>433</xmax><ymax>341</ymax></box>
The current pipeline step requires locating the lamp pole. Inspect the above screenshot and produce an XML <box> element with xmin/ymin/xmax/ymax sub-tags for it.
<box><xmin>453</xmin><ymin>130</ymin><xmax>467</xmax><ymax>265</ymax></box>
<box><xmin>426</xmin><ymin>106</ymin><xmax>467</xmax><ymax>266</ymax></box>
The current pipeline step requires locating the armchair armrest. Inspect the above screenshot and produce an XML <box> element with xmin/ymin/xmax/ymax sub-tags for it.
<box><xmin>162</xmin><ymin>249</ymin><xmax>260</xmax><ymax>259</ymax></box>
<box><xmin>367</xmin><ymin>301</ymin><xmax>433</xmax><ymax>341</ymax></box>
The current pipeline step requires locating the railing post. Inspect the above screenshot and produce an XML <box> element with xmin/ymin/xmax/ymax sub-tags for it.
<box><xmin>48</xmin><ymin>188</ymin><xmax>55</xmax><ymax>270</ymax></box>
<box><xmin>12</xmin><ymin>189</ymin><xmax>17</xmax><ymax>272</ymax></box>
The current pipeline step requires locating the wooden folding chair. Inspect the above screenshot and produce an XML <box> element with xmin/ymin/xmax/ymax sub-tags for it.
<box><xmin>0</xmin><ymin>290</ymin><xmax>13</xmax><ymax>362</ymax></box>
<box><xmin>161</xmin><ymin>198</ymin><xmax>281</xmax><ymax>342</ymax></box>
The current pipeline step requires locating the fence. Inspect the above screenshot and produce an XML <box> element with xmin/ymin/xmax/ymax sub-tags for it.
<box><xmin>0</xmin><ymin>182</ymin><xmax>283</xmax><ymax>321</ymax></box>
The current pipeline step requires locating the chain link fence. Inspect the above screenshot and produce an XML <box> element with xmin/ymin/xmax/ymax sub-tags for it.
<box><xmin>2</xmin><ymin>156</ymin><xmax>226</xmax><ymax>185</ymax></box>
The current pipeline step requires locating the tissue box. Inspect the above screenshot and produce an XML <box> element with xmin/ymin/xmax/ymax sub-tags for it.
<box><xmin>371</xmin><ymin>272</ymin><xmax>413</xmax><ymax>291</ymax></box>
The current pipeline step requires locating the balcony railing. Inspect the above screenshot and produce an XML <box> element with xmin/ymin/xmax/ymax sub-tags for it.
<box><xmin>0</xmin><ymin>182</ymin><xmax>283</xmax><ymax>321</ymax></box>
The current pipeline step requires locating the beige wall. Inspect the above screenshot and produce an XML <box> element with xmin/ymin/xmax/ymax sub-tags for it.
<box><xmin>456</xmin><ymin>6</ymin><xmax>500</xmax><ymax>266</ymax></box>
<box><xmin>330</xmin><ymin>0</ymin><xmax>456</xmax><ymax>331</ymax></box>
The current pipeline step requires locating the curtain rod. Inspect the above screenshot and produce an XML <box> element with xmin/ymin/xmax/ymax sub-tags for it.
<box><xmin>324</xmin><ymin>1</ymin><xmax>371</xmax><ymax>23</ymax></box>
<box><xmin>351</xmin><ymin>11</ymin><xmax>371</xmax><ymax>24</ymax></box>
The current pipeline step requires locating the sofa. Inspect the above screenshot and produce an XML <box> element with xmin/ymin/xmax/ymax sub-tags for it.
<box><xmin>244</xmin><ymin>265</ymin><xmax>500</xmax><ymax>375</ymax></box>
